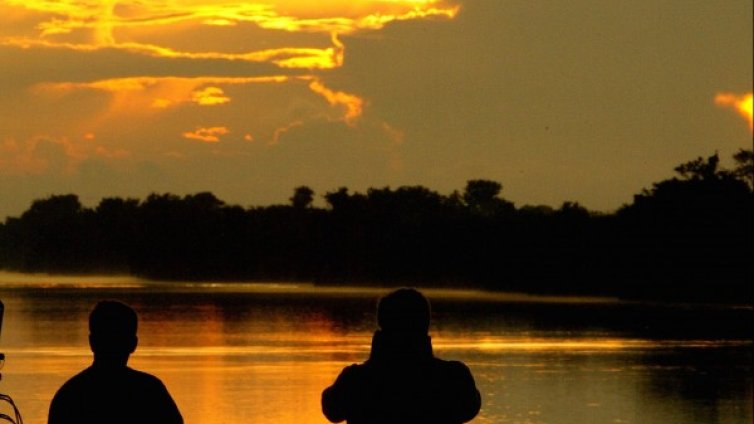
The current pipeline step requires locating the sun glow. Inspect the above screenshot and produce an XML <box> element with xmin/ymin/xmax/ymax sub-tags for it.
<box><xmin>715</xmin><ymin>92</ymin><xmax>754</xmax><ymax>131</ymax></box>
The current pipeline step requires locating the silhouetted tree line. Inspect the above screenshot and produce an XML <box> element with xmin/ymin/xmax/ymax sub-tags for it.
<box><xmin>0</xmin><ymin>150</ymin><xmax>751</xmax><ymax>303</ymax></box>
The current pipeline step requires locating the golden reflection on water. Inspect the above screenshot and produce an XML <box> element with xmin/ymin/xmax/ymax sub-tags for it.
<box><xmin>0</xmin><ymin>271</ymin><xmax>622</xmax><ymax>304</ymax></box>
<box><xmin>1</xmin><ymin>275</ymin><xmax>751</xmax><ymax>424</ymax></box>
<box><xmin>434</xmin><ymin>337</ymin><xmax>751</xmax><ymax>352</ymax></box>
<box><xmin>0</xmin><ymin>272</ymin><xmax>147</xmax><ymax>288</ymax></box>
<box><xmin>9</xmin><ymin>332</ymin><xmax>748</xmax><ymax>424</ymax></box>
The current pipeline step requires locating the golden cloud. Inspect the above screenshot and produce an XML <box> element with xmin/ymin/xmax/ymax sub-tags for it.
<box><xmin>183</xmin><ymin>126</ymin><xmax>230</xmax><ymax>143</ymax></box>
<box><xmin>191</xmin><ymin>87</ymin><xmax>231</xmax><ymax>106</ymax></box>
<box><xmin>2</xmin><ymin>1</ymin><xmax>458</xmax><ymax>147</ymax></box>
<box><xmin>715</xmin><ymin>92</ymin><xmax>753</xmax><ymax>131</ymax></box>
<box><xmin>1</xmin><ymin>1</ymin><xmax>459</xmax><ymax>70</ymax></box>
<box><xmin>307</xmin><ymin>78</ymin><xmax>364</xmax><ymax>124</ymax></box>
<box><xmin>38</xmin><ymin>76</ymin><xmax>290</xmax><ymax>113</ymax></box>
<box><xmin>39</xmin><ymin>75</ymin><xmax>364</xmax><ymax>125</ymax></box>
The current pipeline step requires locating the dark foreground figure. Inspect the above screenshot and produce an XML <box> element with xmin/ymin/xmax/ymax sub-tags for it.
<box><xmin>48</xmin><ymin>300</ymin><xmax>183</xmax><ymax>424</ymax></box>
<box><xmin>322</xmin><ymin>288</ymin><xmax>481</xmax><ymax>423</ymax></box>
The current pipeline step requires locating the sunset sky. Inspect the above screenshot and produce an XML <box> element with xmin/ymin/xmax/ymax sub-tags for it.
<box><xmin>1</xmin><ymin>0</ymin><xmax>752</xmax><ymax>219</ymax></box>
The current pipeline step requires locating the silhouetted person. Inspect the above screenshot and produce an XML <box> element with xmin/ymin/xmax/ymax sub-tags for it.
<box><xmin>48</xmin><ymin>300</ymin><xmax>183</xmax><ymax>424</ymax></box>
<box><xmin>322</xmin><ymin>288</ymin><xmax>481</xmax><ymax>423</ymax></box>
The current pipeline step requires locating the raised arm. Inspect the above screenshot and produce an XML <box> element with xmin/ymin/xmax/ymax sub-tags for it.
<box><xmin>447</xmin><ymin>361</ymin><xmax>482</xmax><ymax>423</ymax></box>
<box><xmin>322</xmin><ymin>365</ymin><xmax>360</xmax><ymax>423</ymax></box>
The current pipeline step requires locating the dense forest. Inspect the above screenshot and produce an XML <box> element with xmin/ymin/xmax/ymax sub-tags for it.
<box><xmin>1</xmin><ymin>150</ymin><xmax>751</xmax><ymax>303</ymax></box>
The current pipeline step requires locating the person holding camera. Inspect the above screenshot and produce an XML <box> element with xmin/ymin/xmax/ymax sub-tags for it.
<box><xmin>322</xmin><ymin>288</ymin><xmax>481</xmax><ymax>424</ymax></box>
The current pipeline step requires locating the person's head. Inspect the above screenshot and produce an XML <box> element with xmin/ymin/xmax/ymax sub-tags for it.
<box><xmin>377</xmin><ymin>288</ymin><xmax>431</xmax><ymax>335</ymax></box>
<box><xmin>88</xmin><ymin>300</ymin><xmax>138</xmax><ymax>358</ymax></box>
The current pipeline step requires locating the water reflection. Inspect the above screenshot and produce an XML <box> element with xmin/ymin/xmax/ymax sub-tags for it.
<box><xmin>0</xmin><ymin>277</ymin><xmax>751</xmax><ymax>424</ymax></box>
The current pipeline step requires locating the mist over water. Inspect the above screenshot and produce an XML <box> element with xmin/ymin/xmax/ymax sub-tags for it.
<box><xmin>1</xmin><ymin>274</ymin><xmax>751</xmax><ymax>424</ymax></box>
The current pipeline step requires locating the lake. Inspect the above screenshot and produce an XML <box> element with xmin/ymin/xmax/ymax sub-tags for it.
<box><xmin>0</xmin><ymin>273</ymin><xmax>751</xmax><ymax>424</ymax></box>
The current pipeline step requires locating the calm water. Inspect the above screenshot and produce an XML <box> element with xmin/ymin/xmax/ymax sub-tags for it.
<box><xmin>0</xmin><ymin>273</ymin><xmax>751</xmax><ymax>424</ymax></box>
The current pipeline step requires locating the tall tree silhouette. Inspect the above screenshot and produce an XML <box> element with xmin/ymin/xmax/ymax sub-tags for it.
<box><xmin>462</xmin><ymin>180</ymin><xmax>514</xmax><ymax>216</ymax></box>
<box><xmin>732</xmin><ymin>148</ymin><xmax>754</xmax><ymax>190</ymax></box>
<box><xmin>290</xmin><ymin>186</ymin><xmax>315</xmax><ymax>209</ymax></box>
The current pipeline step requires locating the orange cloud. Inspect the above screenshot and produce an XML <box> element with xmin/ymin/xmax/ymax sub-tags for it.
<box><xmin>0</xmin><ymin>137</ymin><xmax>66</xmax><ymax>175</ymax></box>
<box><xmin>715</xmin><ymin>92</ymin><xmax>753</xmax><ymax>131</ymax></box>
<box><xmin>3</xmin><ymin>1</ymin><xmax>459</xmax><ymax>147</ymax></box>
<box><xmin>40</xmin><ymin>75</ymin><xmax>364</xmax><ymax>126</ymax></box>
<box><xmin>183</xmin><ymin>126</ymin><xmax>230</xmax><ymax>143</ymax></box>
<box><xmin>0</xmin><ymin>36</ymin><xmax>345</xmax><ymax>69</ymax></box>
<box><xmin>192</xmin><ymin>87</ymin><xmax>231</xmax><ymax>106</ymax></box>
<box><xmin>272</xmin><ymin>120</ymin><xmax>304</xmax><ymax>144</ymax></box>
<box><xmin>307</xmin><ymin>78</ymin><xmax>364</xmax><ymax>124</ymax></box>
<box><xmin>39</xmin><ymin>76</ymin><xmax>290</xmax><ymax>114</ymax></box>
<box><xmin>1</xmin><ymin>1</ymin><xmax>459</xmax><ymax>70</ymax></box>
<box><xmin>0</xmin><ymin>136</ymin><xmax>130</xmax><ymax>175</ymax></box>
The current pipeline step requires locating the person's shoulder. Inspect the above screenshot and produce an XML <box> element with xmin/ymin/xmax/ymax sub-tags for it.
<box><xmin>433</xmin><ymin>357</ymin><xmax>471</xmax><ymax>369</ymax></box>
<box><xmin>330</xmin><ymin>361</ymin><xmax>375</xmax><ymax>388</ymax></box>
<box><xmin>124</xmin><ymin>367</ymin><xmax>170</xmax><ymax>389</ymax></box>
<box><xmin>339</xmin><ymin>362</ymin><xmax>369</xmax><ymax>378</ymax></box>
<box><xmin>432</xmin><ymin>357</ymin><xmax>475</xmax><ymax>378</ymax></box>
<box><xmin>54</xmin><ymin>367</ymin><xmax>93</xmax><ymax>393</ymax></box>
<box><xmin>49</xmin><ymin>367</ymin><xmax>98</xmax><ymax>408</ymax></box>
